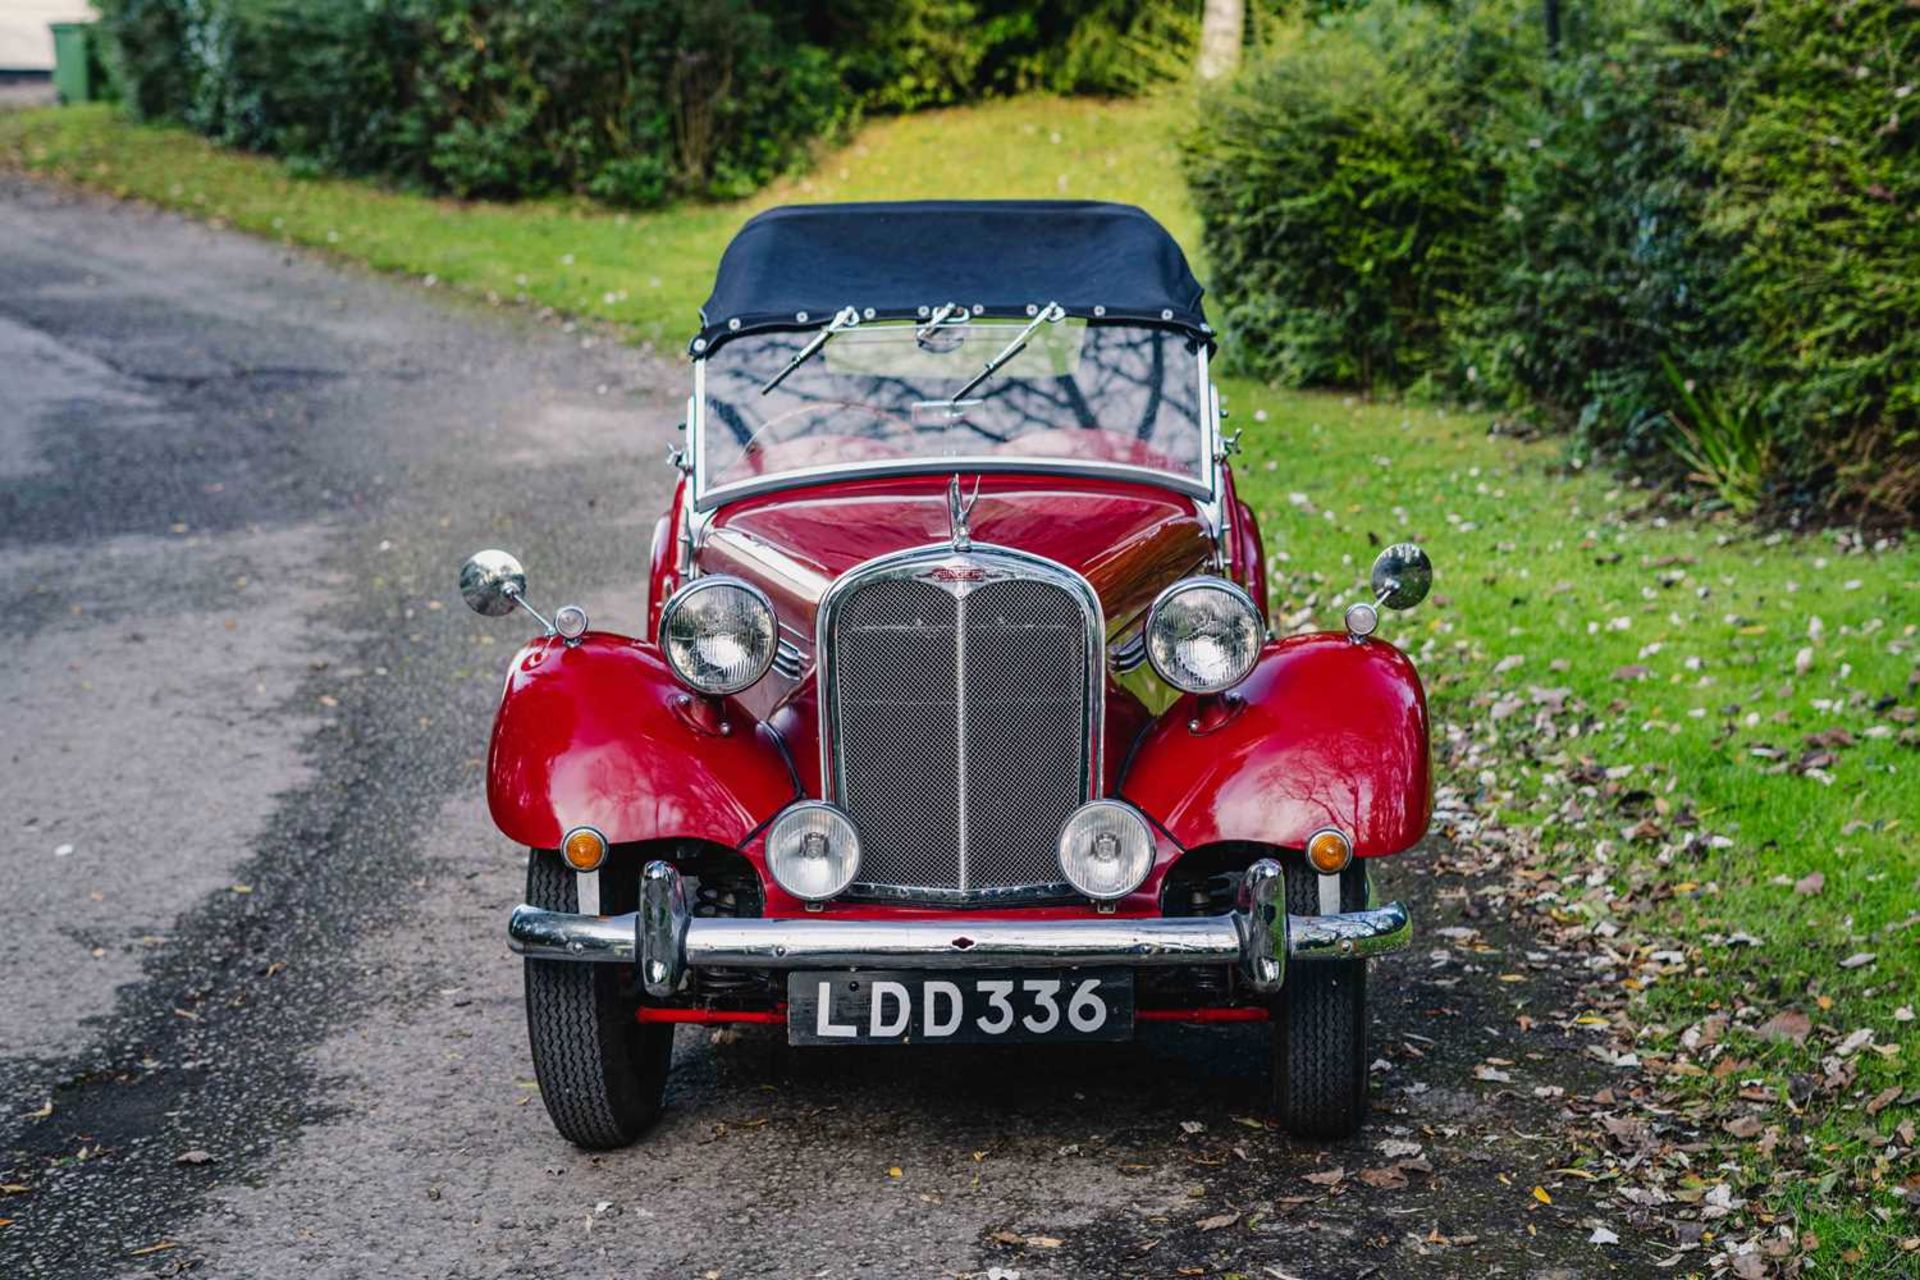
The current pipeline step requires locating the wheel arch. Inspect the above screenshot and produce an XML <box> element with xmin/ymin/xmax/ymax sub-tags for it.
<box><xmin>489</xmin><ymin>635</ymin><xmax>798</xmax><ymax>851</ymax></box>
<box><xmin>1122</xmin><ymin>633</ymin><xmax>1432</xmax><ymax>858</ymax></box>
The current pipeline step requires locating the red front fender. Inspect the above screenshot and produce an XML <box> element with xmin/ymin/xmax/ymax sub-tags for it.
<box><xmin>1121</xmin><ymin>633</ymin><xmax>1431</xmax><ymax>857</ymax></box>
<box><xmin>487</xmin><ymin>634</ymin><xmax>798</xmax><ymax>850</ymax></box>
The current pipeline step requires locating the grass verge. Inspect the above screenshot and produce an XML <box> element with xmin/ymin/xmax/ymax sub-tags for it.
<box><xmin>4</xmin><ymin>97</ymin><xmax>1915</xmax><ymax>1273</ymax></box>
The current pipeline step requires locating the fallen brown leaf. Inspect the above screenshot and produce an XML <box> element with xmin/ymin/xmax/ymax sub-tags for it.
<box><xmin>1756</xmin><ymin>1010</ymin><xmax>1811</xmax><ymax>1044</ymax></box>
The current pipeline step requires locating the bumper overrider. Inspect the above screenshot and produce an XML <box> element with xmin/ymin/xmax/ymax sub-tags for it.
<box><xmin>507</xmin><ymin>858</ymin><xmax>1412</xmax><ymax>999</ymax></box>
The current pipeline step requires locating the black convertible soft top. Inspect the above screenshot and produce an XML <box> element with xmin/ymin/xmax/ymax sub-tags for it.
<box><xmin>692</xmin><ymin>200</ymin><xmax>1209</xmax><ymax>355</ymax></box>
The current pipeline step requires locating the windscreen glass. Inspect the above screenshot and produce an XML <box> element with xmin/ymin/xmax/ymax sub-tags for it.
<box><xmin>699</xmin><ymin>320</ymin><xmax>1206</xmax><ymax>498</ymax></box>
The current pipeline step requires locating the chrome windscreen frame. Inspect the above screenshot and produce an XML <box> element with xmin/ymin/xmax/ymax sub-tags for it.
<box><xmin>687</xmin><ymin>333</ymin><xmax>1222</xmax><ymax>516</ymax></box>
<box><xmin>814</xmin><ymin>543</ymin><xmax>1107</xmax><ymax>906</ymax></box>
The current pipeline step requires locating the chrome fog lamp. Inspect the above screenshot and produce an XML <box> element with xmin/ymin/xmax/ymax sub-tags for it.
<box><xmin>766</xmin><ymin>802</ymin><xmax>862</xmax><ymax>901</ymax></box>
<box><xmin>1057</xmin><ymin>801</ymin><xmax>1155</xmax><ymax>901</ymax></box>
<box><xmin>1145</xmin><ymin>578</ymin><xmax>1263</xmax><ymax>694</ymax></box>
<box><xmin>660</xmin><ymin>576</ymin><xmax>777</xmax><ymax>696</ymax></box>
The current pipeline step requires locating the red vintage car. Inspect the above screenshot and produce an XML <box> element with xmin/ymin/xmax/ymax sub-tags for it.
<box><xmin>461</xmin><ymin>201</ymin><xmax>1433</xmax><ymax>1148</ymax></box>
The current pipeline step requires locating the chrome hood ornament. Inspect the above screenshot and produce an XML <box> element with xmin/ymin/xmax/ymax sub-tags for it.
<box><xmin>946</xmin><ymin>474</ymin><xmax>980</xmax><ymax>552</ymax></box>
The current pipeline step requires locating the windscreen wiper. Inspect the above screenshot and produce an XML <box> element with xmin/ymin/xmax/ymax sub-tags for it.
<box><xmin>944</xmin><ymin>301</ymin><xmax>1066</xmax><ymax>402</ymax></box>
<box><xmin>916</xmin><ymin>302</ymin><xmax>964</xmax><ymax>341</ymax></box>
<box><xmin>760</xmin><ymin>305</ymin><xmax>861</xmax><ymax>395</ymax></box>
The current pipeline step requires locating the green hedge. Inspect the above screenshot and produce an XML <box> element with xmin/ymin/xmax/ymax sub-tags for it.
<box><xmin>95</xmin><ymin>0</ymin><xmax>842</xmax><ymax>206</ymax></box>
<box><xmin>1182</xmin><ymin>3</ymin><xmax>1533</xmax><ymax>388</ymax></box>
<box><xmin>1458</xmin><ymin>5</ymin><xmax>1734</xmax><ymax>459</ymax></box>
<box><xmin>821</xmin><ymin>0</ymin><xmax>1207</xmax><ymax>110</ymax></box>
<box><xmin>1186</xmin><ymin>0</ymin><xmax>1920</xmax><ymax>522</ymax></box>
<box><xmin>92</xmin><ymin>0</ymin><xmax>1210</xmax><ymax>208</ymax></box>
<box><xmin>1702</xmin><ymin>1</ymin><xmax>1918</xmax><ymax>515</ymax></box>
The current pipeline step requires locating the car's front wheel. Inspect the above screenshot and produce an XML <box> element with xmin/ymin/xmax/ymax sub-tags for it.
<box><xmin>523</xmin><ymin>849</ymin><xmax>673</xmax><ymax>1149</ymax></box>
<box><xmin>1271</xmin><ymin>859</ymin><xmax>1369</xmax><ymax>1139</ymax></box>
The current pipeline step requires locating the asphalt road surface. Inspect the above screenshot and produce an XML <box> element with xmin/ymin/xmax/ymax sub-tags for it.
<box><xmin>1</xmin><ymin>178</ymin><xmax>1621</xmax><ymax>1280</ymax></box>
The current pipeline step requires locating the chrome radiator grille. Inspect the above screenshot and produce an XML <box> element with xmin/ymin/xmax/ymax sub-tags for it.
<box><xmin>822</xmin><ymin>550</ymin><xmax>1099</xmax><ymax>902</ymax></box>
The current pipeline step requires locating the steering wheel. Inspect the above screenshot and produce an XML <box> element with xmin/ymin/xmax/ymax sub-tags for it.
<box><xmin>740</xmin><ymin>400</ymin><xmax>914</xmax><ymax>458</ymax></box>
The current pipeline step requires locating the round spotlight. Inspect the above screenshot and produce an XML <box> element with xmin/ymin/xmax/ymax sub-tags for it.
<box><xmin>1057</xmin><ymin>801</ymin><xmax>1155</xmax><ymax>901</ymax></box>
<box><xmin>1145</xmin><ymin>578</ymin><xmax>1264</xmax><ymax>695</ymax></box>
<box><xmin>766</xmin><ymin>802</ymin><xmax>861</xmax><ymax>902</ymax></box>
<box><xmin>1305</xmin><ymin>827</ymin><xmax>1352</xmax><ymax>875</ymax></box>
<box><xmin>1343</xmin><ymin>601</ymin><xmax>1378</xmax><ymax>639</ymax></box>
<box><xmin>554</xmin><ymin>603</ymin><xmax>589</xmax><ymax>642</ymax></box>
<box><xmin>561</xmin><ymin>825</ymin><xmax>608</xmax><ymax>872</ymax></box>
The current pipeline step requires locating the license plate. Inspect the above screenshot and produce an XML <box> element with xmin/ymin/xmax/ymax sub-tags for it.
<box><xmin>786</xmin><ymin>969</ymin><xmax>1134</xmax><ymax>1046</ymax></box>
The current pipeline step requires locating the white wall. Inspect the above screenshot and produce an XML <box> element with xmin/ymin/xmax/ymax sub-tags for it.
<box><xmin>1</xmin><ymin>2</ymin><xmax>98</xmax><ymax>73</ymax></box>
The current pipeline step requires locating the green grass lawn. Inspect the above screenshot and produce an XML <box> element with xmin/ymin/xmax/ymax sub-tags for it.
<box><xmin>4</xmin><ymin>98</ymin><xmax>1914</xmax><ymax>1271</ymax></box>
<box><xmin>1239</xmin><ymin>396</ymin><xmax>1918</xmax><ymax>1270</ymax></box>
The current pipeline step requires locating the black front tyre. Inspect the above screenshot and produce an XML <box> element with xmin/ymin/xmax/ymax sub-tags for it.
<box><xmin>523</xmin><ymin>849</ymin><xmax>674</xmax><ymax>1149</ymax></box>
<box><xmin>1272</xmin><ymin>860</ymin><xmax>1369</xmax><ymax>1139</ymax></box>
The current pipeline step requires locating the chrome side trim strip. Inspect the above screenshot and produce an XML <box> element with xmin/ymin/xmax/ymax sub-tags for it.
<box><xmin>1108</xmin><ymin>628</ymin><xmax>1149</xmax><ymax>675</ymax></box>
<box><xmin>704</xmin><ymin>525</ymin><xmax>833</xmax><ymax>600</ymax></box>
<box><xmin>772</xmin><ymin>637</ymin><xmax>807</xmax><ymax>679</ymax></box>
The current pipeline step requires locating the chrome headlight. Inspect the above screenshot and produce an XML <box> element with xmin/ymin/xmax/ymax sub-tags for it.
<box><xmin>659</xmin><ymin>576</ymin><xmax>777</xmax><ymax>695</ymax></box>
<box><xmin>1057</xmin><ymin>801</ymin><xmax>1155</xmax><ymax>901</ymax></box>
<box><xmin>1145</xmin><ymin>578</ymin><xmax>1263</xmax><ymax>694</ymax></box>
<box><xmin>766</xmin><ymin>802</ymin><xmax>862</xmax><ymax>901</ymax></box>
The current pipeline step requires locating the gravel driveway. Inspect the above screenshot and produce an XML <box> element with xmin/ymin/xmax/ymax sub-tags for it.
<box><xmin>0</xmin><ymin>177</ymin><xmax>1625</xmax><ymax>1280</ymax></box>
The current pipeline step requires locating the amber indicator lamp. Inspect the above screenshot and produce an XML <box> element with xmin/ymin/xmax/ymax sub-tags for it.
<box><xmin>561</xmin><ymin>826</ymin><xmax>608</xmax><ymax>872</ymax></box>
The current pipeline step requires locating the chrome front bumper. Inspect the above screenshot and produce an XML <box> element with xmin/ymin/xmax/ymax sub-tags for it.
<box><xmin>506</xmin><ymin>857</ymin><xmax>1411</xmax><ymax>999</ymax></box>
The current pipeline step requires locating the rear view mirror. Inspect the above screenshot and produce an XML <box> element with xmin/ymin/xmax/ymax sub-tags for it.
<box><xmin>1370</xmin><ymin>544</ymin><xmax>1432</xmax><ymax>611</ymax></box>
<box><xmin>460</xmin><ymin>549</ymin><xmax>528</xmax><ymax>617</ymax></box>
